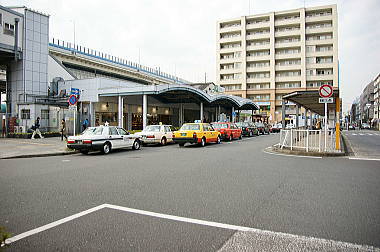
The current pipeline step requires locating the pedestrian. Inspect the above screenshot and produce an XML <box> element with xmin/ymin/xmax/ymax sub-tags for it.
<box><xmin>31</xmin><ymin>117</ymin><xmax>44</xmax><ymax>139</ymax></box>
<box><xmin>61</xmin><ymin>119</ymin><xmax>67</xmax><ymax>141</ymax></box>
<box><xmin>82</xmin><ymin>118</ymin><xmax>89</xmax><ymax>131</ymax></box>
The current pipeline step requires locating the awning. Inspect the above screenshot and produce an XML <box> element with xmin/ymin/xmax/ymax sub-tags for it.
<box><xmin>282</xmin><ymin>90</ymin><xmax>339</xmax><ymax>115</ymax></box>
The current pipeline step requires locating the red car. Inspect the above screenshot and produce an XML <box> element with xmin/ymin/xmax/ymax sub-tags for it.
<box><xmin>211</xmin><ymin>122</ymin><xmax>242</xmax><ymax>141</ymax></box>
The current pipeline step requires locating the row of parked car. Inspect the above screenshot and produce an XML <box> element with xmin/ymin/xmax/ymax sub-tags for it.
<box><xmin>67</xmin><ymin>121</ymin><xmax>273</xmax><ymax>154</ymax></box>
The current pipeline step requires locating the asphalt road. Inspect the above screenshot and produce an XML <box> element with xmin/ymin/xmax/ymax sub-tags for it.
<box><xmin>343</xmin><ymin>130</ymin><xmax>380</xmax><ymax>159</ymax></box>
<box><xmin>1</xmin><ymin>134</ymin><xmax>379</xmax><ymax>251</ymax></box>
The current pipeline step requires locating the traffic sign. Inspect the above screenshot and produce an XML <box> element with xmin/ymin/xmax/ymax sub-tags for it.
<box><xmin>70</xmin><ymin>88</ymin><xmax>80</xmax><ymax>96</ymax></box>
<box><xmin>319</xmin><ymin>84</ymin><xmax>333</xmax><ymax>98</ymax></box>
<box><xmin>68</xmin><ymin>95</ymin><xmax>78</xmax><ymax>106</ymax></box>
<box><xmin>319</xmin><ymin>98</ymin><xmax>334</xmax><ymax>103</ymax></box>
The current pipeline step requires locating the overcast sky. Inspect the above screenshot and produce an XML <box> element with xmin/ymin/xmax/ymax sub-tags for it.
<box><xmin>1</xmin><ymin>0</ymin><xmax>379</xmax><ymax>112</ymax></box>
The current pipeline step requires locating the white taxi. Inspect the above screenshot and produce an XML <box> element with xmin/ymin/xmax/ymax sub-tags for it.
<box><xmin>136</xmin><ymin>125</ymin><xmax>174</xmax><ymax>145</ymax></box>
<box><xmin>67</xmin><ymin>126</ymin><xmax>141</xmax><ymax>154</ymax></box>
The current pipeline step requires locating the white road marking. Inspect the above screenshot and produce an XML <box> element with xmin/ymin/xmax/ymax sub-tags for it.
<box><xmin>263</xmin><ymin>149</ymin><xmax>322</xmax><ymax>159</ymax></box>
<box><xmin>3</xmin><ymin>204</ymin><xmax>107</xmax><ymax>246</ymax></box>
<box><xmin>349</xmin><ymin>157</ymin><xmax>380</xmax><ymax>161</ymax></box>
<box><xmin>3</xmin><ymin>203</ymin><xmax>377</xmax><ymax>251</ymax></box>
<box><xmin>62</xmin><ymin>160</ymin><xmax>71</xmax><ymax>162</ymax></box>
<box><xmin>352</xmin><ymin>133</ymin><xmax>357</xmax><ymax>136</ymax></box>
<box><xmin>367</xmin><ymin>133</ymin><xmax>373</xmax><ymax>136</ymax></box>
<box><xmin>359</xmin><ymin>133</ymin><xmax>364</xmax><ymax>136</ymax></box>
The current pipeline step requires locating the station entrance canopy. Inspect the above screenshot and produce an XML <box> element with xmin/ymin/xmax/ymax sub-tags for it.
<box><xmin>95</xmin><ymin>80</ymin><xmax>259</xmax><ymax>110</ymax></box>
<box><xmin>282</xmin><ymin>90</ymin><xmax>339</xmax><ymax>116</ymax></box>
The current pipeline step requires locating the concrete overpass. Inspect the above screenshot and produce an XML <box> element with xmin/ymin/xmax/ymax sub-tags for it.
<box><xmin>48</xmin><ymin>38</ymin><xmax>189</xmax><ymax>86</ymax></box>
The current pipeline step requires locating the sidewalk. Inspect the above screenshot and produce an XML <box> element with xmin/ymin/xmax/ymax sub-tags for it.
<box><xmin>0</xmin><ymin>137</ymin><xmax>76</xmax><ymax>159</ymax></box>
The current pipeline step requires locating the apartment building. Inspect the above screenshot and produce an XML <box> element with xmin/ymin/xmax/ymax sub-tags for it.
<box><xmin>216</xmin><ymin>4</ymin><xmax>338</xmax><ymax>123</ymax></box>
<box><xmin>372</xmin><ymin>74</ymin><xmax>379</xmax><ymax>130</ymax></box>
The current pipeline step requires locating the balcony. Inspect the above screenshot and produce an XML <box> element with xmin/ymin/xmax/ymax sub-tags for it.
<box><xmin>306</xmin><ymin>75</ymin><xmax>333</xmax><ymax>81</ymax></box>
<box><xmin>275</xmin><ymin>65</ymin><xmax>301</xmax><ymax>71</ymax></box>
<box><xmin>275</xmin><ymin>53</ymin><xmax>301</xmax><ymax>60</ymax></box>
<box><xmin>219</xmin><ymin>36</ymin><xmax>242</xmax><ymax>43</ymax></box>
<box><xmin>306</xmin><ymin>26</ymin><xmax>333</xmax><ymax>35</ymax></box>
<box><xmin>306</xmin><ymin>51</ymin><xmax>333</xmax><ymax>57</ymax></box>
<box><xmin>306</xmin><ymin>62</ymin><xmax>334</xmax><ymax>69</ymax></box>
<box><xmin>246</xmin><ymin>22</ymin><xmax>270</xmax><ymax>30</ymax></box>
<box><xmin>247</xmin><ymin>55</ymin><xmax>271</xmax><ymax>61</ymax></box>
<box><xmin>306</xmin><ymin>15</ymin><xmax>333</xmax><ymax>23</ymax></box>
<box><xmin>306</xmin><ymin>38</ymin><xmax>334</xmax><ymax>46</ymax></box>
<box><xmin>219</xmin><ymin>25</ymin><xmax>241</xmax><ymax>33</ymax></box>
<box><xmin>220</xmin><ymin>79</ymin><xmax>240</xmax><ymax>85</ymax></box>
<box><xmin>246</xmin><ymin>44</ymin><xmax>270</xmax><ymax>51</ymax></box>
<box><xmin>219</xmin><ymin>47</ymin><xmax>242</xmax><ymax>54</ymax></box>
<box><xmin>274</xmin><ymin>18</ymin><xmax>301</xmax><ymax>26</ymax></box>
<box><xmin>219</xmin><ymin>57</ymin><xmax>237</xmax><ymax>64</ymax></box>
<box><xmin>275</xmin><ymin>41</ymin><xmax>301</xmax><ymax>49</ymax></box>
<box><xmin>219</xmin><ymin>68</ymin><xmax>240</xmax><ymax>74</ymax></box>
<box><xmin>275</xmin><ymin>75</ymin><xmax>301</xmax><ymax>82</ymax></box>
<box><xmin>246</xmin><ymin>33</ymin><xmax>270</xmax><ymax>40</ymax></box>
<box><xmin>274</xmin><ymin>29</ymin><xmax>300</xmax><ymax>37</ymax></box>
<box><xmin>247</xmin><ymin>77</ymin><xmax>271</xmax><ymax>84</ymax></box>
<box><xmin>247</xmin><ymin>66</ymin><xmax>271</xmax><ymax>72</ymax></box>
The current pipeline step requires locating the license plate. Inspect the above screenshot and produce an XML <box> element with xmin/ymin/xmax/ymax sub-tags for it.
<box><xmin>142</xmin><ymin>135</ymin><xmax>146</xmax><ymax>139</ymax></box>
<box><xmin>76</xmin><ymin>140</ymin><xmax>82</xmax><ymax>144</ymax></box>
<box><xmin>181</xmin><ymin>133</ymin><xmax>187</xmax><ymax>136</ymax></box>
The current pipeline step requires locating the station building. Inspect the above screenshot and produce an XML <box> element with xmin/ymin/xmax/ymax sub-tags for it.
<box><xmin>0</xmin><ymin>5</ymin><xmax>259</xmax><ymax>135</ymax></box>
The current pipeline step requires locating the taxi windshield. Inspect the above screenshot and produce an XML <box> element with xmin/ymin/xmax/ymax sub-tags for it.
<box><xmin>212</xmin><ymin>123</ymin><xmax>228</xmax><ymax>129</ymax></box>
<box><xmin>81</xmin><ymin>127</ymin><xmax>103</xmax><ymax>135</ymax></box>
<box><xmin>144</xmin><ymin>125</ymin><xmax>161</xmax><ymax>132</ymax></box>
<box><xmin>180</xmin><ymin>124</ymin><xmax>200</xmax><ymax>131</ymax></box>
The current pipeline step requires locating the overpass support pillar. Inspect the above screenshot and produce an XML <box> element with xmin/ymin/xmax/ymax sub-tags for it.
<box><xmin>282</xmin><ymin>100</ymin><xmax>286</xmax><ymax>129</ymax></box>
<box><xmin>296</xmin><ymin>104</ymin><xmax>300</xmax><ymax>129</ymax></box>
<box><xmin>200</xmin><ymin>102</ymin><xmax>204</xmax><ymax>122</ymax></box>
<box><xmin>232</xmin><ymin>107</ymin><xmax>235</xmax><ymax>123</ymax></box>
<box><xmin>142</xmin><ymin>94</ymin><xmax>147</xmax><ymax>129</ymax></box>
<box><xmin>118</xmin><ymin>95</ymin><xmax>123</xmax><ymax>128</ymax></box>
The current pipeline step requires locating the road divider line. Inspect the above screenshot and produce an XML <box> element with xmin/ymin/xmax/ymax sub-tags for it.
<box><xmin>3</xmin><ymin>203</ymin><xmax>377</xmax><ymax>251</ymax></box>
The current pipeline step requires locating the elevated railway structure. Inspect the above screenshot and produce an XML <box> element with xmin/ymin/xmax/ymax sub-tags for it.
<box><xmin>48</xmin><ymin>38</ymin><xmax>189</xmax><ymax>85</ymax></box>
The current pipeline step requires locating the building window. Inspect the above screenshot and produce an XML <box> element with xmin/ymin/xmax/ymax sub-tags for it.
<box><xmin>21</xmin><ymin>109</ymin><xmax>31</xmax><ymax>119</ymax></box>
<box><xmin>4</xmin><ymin>23</ymin><xmax>15</xmax><ymax>36</ymax></box>
<box><xmin>41</xmin><ymin>110</ymin><xmax>49</xmax><ymax>119</ymax></box>
<box><xmin>306</xmin><ymin>46</ymin><xmax>315</xmax><ymax>52</ymax></box>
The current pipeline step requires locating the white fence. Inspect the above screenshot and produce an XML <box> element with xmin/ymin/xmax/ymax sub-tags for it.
<box><xmin>279</xmin><ymin>129</ymin><xmax>341</xmax><ymax>153</ymax></box>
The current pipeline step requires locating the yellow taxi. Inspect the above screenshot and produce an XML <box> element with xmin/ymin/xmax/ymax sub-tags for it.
<box><xmin>173</xmin><ymin>122</ymin><xmax>221</xmax><ymax>147</ymax></box>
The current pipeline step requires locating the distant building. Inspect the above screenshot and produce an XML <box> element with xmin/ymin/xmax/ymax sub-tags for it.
<box><xmin>359</xmin><ymin>80</ymin><xmax>374</xmax><ymax>125</ymax></box>
<box><xmin>187</xmin><ymin>82</ymin><xmax>225</xmax><ymax>94</ymax></box>
<box><xmin>373</xmin><ymin>73</ymin><xmax>380</xmax><ymax>130</ymax></box>
<box><xmin>350</xmin><ymin>96</ymin><xmax>360</xmax><ymax>125</ymax></box>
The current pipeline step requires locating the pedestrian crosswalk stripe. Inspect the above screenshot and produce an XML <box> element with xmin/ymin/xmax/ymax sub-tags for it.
<box><xmin>352</xmin><ymin>133</ymin><xmax>357</xmax><ymax>135</ymax></box>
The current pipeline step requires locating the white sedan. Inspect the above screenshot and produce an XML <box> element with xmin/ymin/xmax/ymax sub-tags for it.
<box><xmin>136</xmin><ymin>125</ymin><xmax>174</xmax><ymax>145</ymax></box>
<box><xmin>67</xmin><ymin>126</ymin><xmax>141</xmax><ymax>154</ymax></box>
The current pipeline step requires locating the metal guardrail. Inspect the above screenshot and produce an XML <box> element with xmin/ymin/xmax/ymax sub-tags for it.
<box><xmin>279</xmin><ymin>129</ymin><xmax>340</xmax><ymax>153</ymax></box>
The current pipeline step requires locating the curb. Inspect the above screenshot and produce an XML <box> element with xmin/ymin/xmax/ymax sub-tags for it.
<box><xmin>0</xmin><ymin>150</ymin><xmax>79</xmax><ymax>160</ymax></box>
<box><xmin>267</xmin><ymin>145</ymin><xmax>346</xmax><ymax>157</ymax></box>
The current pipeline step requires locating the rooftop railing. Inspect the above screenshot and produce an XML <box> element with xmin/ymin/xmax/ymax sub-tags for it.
<box><xmin>49</xmin><ymin>38</ymin><xmax>190</xmax><ymax>85</ymax></box>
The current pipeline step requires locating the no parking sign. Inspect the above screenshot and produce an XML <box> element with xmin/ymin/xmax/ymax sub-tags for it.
<box><xmin>68</xmin><ymin>95</ymin><xmax>78</xmax><ymax>106</ymax></box>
